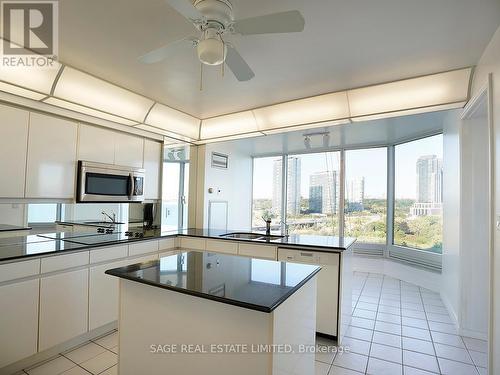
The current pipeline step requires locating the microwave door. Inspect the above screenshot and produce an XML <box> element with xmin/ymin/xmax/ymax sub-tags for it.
<box><xmin>80</xmin><ymin>170</ymin><xmax>131</xmax><ymax>202</ymax></box>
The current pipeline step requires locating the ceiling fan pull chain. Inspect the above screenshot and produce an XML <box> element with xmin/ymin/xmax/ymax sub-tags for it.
<box><xmin>200</xmin><ymin>62</ymin><xmax>203</xmax><ymax>91</ymax></box>
<box><xmin>220</xmin><ymin>35</ymin><xmax>225</xmax><ymax>78</ymax></box>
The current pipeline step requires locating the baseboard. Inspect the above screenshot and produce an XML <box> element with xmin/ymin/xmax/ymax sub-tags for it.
<box><xmin>0</xmin><ymin>322</ymin><xmax>117</xmax><ymax>375</ymax></box>
<box><xmin>353</xmin><ymin>255</ymin><xmax>441</xmax><ymax>292</ymax></box>
<box><xmin>459</xmin><ymin>328</ymin><xmax>488</xmax><ymax>341</ymax></box>
<box><xmin>440</xmin><ymin>292</ymin><xmax>460</xmax><ymax>329</ymax></box>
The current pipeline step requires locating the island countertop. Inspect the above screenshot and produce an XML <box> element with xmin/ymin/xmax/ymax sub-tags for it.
<box><xmin>105</xmin><ymin>250</ymin><xmax>321</xmax><ymax>313</ymax></box>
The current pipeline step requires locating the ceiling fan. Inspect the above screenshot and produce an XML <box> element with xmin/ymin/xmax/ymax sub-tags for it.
<box><xmin>139</xmin><ymin>0</ymin><xmax>305</xmax><ymax>82</ymax></box>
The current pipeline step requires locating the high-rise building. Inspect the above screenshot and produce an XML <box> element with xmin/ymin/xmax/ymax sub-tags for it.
<box><xmin>346</xmin><ymin>177</ymin><xmax>365</xmax><ymax>211</ymax></box>
<box><xmin>309</xmin><ymin>185</ymin><xmax>323</xmax><ymax>213</ymax></box>
<box><xmin>309</xmin><ymin>171</ymin><xmax>337</xmax><ymax>214</ymax></box>
<box><xmin>411</xmin><ymin>155</ymin><xmax>443</xmax><ymax>216</ymax></box>
<box><xmin>272</xmin><ymin>157</ymin><xmax>301</xmax><ymax>216</ymax></box>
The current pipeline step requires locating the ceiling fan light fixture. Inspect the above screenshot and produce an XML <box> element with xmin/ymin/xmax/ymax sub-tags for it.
<box><xmin>197</xmin><ymin>37</ymin><xmax>226</xmax><ymax>65</ymax></box>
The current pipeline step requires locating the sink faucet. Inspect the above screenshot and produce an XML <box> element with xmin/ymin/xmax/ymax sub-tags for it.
<box><xmin>102</xmin><ymin>211</ymin><xmax>116</xmax><ymax>223</ymax></box>
<box><xmin>262</xmin><ymin>217</ymin><xmax>272</xmax><ymax>236</ymax></box>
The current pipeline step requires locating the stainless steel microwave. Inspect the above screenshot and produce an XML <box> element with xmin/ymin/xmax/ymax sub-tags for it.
<box><xmin>77</xmin><ymin>161</ymin><xmax>145</xmax><ymax>203</ymax></box>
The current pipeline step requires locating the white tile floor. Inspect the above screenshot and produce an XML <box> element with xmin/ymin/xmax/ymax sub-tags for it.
<box><xmin>16</xmin><ymin>331</ymin><xmax>118</xmax><ymax>375</ymax></box>
<box><xmin>316</xmin><ymin>272</ymin><xmax>488</xmax><ymax>375</ymax></box>
<box><xmin>14</xmin><ymin>272</ymin><xmax>488</xmax><ymax>375</ymax></box>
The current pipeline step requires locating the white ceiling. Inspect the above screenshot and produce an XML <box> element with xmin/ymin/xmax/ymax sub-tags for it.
<box><xmin>59</xmin><ymin>0</ymin><xmax>500</xmax><ymax>119</ymax></box>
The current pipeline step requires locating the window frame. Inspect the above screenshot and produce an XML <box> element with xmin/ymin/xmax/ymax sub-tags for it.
<box><xmin>250</xmin><ymin>130</ymin><xmax>444</xmax><ymax>270</ymax></box>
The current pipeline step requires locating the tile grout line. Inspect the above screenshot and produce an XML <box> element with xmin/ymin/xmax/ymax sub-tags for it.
<box><xmin>418</xmin><ymin>285</ymin><xmax>442</xmax><ymax>374</ymax></box>
<box><xmin>364</xmin><ymin>273</ymin><xmax>383</xmax><ymax>375</ymax></box>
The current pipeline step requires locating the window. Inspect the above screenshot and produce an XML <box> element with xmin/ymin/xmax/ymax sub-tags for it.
<box><xmin>345</xmin><ymin>148</ymin><xmax>387</xmax><ymax>244</ymax></box>
<box><xmin>163</xmin><ymin>146</ymin><xmax>189</xmax><ymax>230</ymax></box>
<box><xmin>252</xmin><ymin>157</ymin><xmax>283</xmax><ymax>230</ymax></box>
<box><xmin>286</xmin><ymin>152</ymin><xmax>341</xmax><ymax>236</ymax></box>
<box><xmin>394</xmin><ymin>135</ymin><xmax>443</xmax><ymax>253</ymax></box>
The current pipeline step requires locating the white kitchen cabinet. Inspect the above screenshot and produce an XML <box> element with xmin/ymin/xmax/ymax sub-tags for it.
<box><xmin>143</xmin><ymin>139</ymin><xmax>162</xmax><ymax>200</ymax></box>
<box><xmin>0</xmin><ymin>105</ymin><xmax>29</xmax><ymax>198</ymax></box>
<box><xmin>0</xmin><ymin>279</ymin><xmax>39</xmax><ymax>368</ymax></box>
<box><xmin>238</xmin><ymin>243</ymin><xmax>277</xmax><ymax>260</ymax></box>
<box><xmin>89</xmin><ymin>259</ymin><xmax>128</xmax><ymax>330</ymax></box>
<box><xmin>114</xmin><ymin>132</ymin><xmax>144</xmax><ymax>168</ymax></box>
<box><xmin>39</xmin><ymin>269</ymin><xmax>89</xmax><ymax>351</ymax></box>
<box><xmin>26</xmin><ymin>113</ymin><xmax>78</xmax><ymax>198</ymax></box>
<box><xmin>78</xmin><ymin>124</ymin><xmax>116</xmax><ymax>164</ymax></box>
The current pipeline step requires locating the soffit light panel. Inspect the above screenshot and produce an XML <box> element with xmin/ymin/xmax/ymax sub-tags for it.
<box><xmin>144</xmin><ymin>103</ymin><xmax>200</xmax><ymax>140</ymax></box>
<box><xmin>348</xmin><ymin>68</ymin><xmax>472</xmax><ymax>118</ymax></box>
<box><xmin>261</xmin><ymin>119</ymin><xmax>351</xmax><ymax>135</ymax></box>
<box><xmin>194</xmin><ymin>131</ymin><xmax>264</xmax><ymax>144</ymax></box>
<box><xmin>53</xmin><ymin>67</ymin><xmax>154</xmax><ymax>123</ymax></box>
<box><xmin>0</xmin><ymin>82</ymin><xmax>46</xmax><ymax>100</ymax></box>
<box><xmin>44</xmin><ymin>97</ymin><xmax>138</xmax><ymax>126</ymax></box>
<box><xmin>0</xmin><ymin>40</ymin><xmax>61</xmax><ymax>96</ymax></box>
<box><xmin>252</xmin><ymin>91</ymin><xmax>350</xmax><ymax>131</ymax></box>
<box><xmin>135</xmin><ymin>124</ymin><xmax>196</xmax><ymax>143</ymax></box>
<box><xmin>350</xmin><ymin>102</ymin><xmax>466</xmax><ymax>123</ymax></box>
<box><xmin>200</xmin><ymin>111</ymin><xmax>258</xmax><ymax>139</ymax></box>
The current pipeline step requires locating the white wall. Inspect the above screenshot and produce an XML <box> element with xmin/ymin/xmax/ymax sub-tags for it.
<box><xmin>441</xmin><ymin>111</ymin><xmax>461</xmax><ymax>326</ymax></box>
<box><xmin>460</xmin><ymin>115</ymin><xmax>490</xmax><ymax>339</ymax></box>
<box><xmin>198</xmin><ymin>141</ymin><xmax>253</xmax><ymax>231</ymax></box>
<box><xmin>0</xmin><ymin>204</ymin><xmax>25</xmax><ymax>226</ymax></box>
<box><xmin>471</xmin><ymin>25</ymin><xmax>500</xmax><ymax>373</ymax></box>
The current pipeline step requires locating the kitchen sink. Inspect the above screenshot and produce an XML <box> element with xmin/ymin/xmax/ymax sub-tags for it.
<box><xmin>220</xmin><ymin>232</ymin><xmax>285</xmax><ymax>241</ymax></box>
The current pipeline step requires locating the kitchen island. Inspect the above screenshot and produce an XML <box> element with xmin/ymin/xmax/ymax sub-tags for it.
<box><xmin>106</xmin><ymin>251</ymin><xmax>321</xmax><ymax>375</ymax></box>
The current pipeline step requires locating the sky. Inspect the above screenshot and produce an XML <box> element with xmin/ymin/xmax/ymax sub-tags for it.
<box><xmin>252</xmin><ymin>134</ymin><xmax>443</xmax><ymax>200</ymax></box>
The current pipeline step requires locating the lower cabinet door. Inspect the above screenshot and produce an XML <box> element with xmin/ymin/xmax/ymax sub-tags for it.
<box><xmin>89</xmin><ymin>260</ymin><xmax>128</xmax><ymax>330</ymax></box>
<box><xmin>39</xmin><ymin>269</ymin><xmax>89</xmax><ymax>351</ymax></box>
<box><xmin>0</xmin><ymin>279</ymin><xmax>39</xmax><ymax>368</ymax></box>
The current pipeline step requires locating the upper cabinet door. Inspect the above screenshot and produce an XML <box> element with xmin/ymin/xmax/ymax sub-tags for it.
<box><xmin>143</xmin><ymin>139</ymin><xmax>162</xmax><ymax>200</ymax></box>
<box><xmin>0</xmin><ymin>105</ymin><xmax>29</xmax><ymax>198</ymax></box>
<box><xmin>78</xmin><ymin>124</ymin><xmax>115</xmax><ymax>164</ymax></box>
<box><xmin>114</xmin><ymin>132</ymin><xmax>144</xmax><ymax>168</ymax></box>
<box><xmin>26</xmin><ymin>113</ymin><xmax>78</xmax><ymax>198</ymax></box>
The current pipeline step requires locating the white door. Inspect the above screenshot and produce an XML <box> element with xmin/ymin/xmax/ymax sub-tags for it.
<box><xmin>39</xmin><ymin>269</ymin><xmax>89</xmax><ymax>351</ymax></box>
<box><xmin>0</xmin><ymin>280</ymin><xmax>39</xmax><ymax>367</ymax></box>
<box><xmin>26</xmin><ymin>113</ymin><xmax>78</xmax><ymax>198</ymax></box>
<box><xmin>0</xmin><ymin>104</ymin><xmax>29</xmax><ymax>198</ymax></box>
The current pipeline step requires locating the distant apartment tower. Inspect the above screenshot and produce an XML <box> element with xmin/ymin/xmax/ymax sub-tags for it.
<box><xmin>411</xmin><ymin>155</ymin><xmax>443</xmax><ymax>216</ymax></box>
<box><xmin>309</xmin><ymin>185</ymin><xmax>323</xmax><ymax>213</ymax></box>
<box><xmin>309</xmin><ymin>171</ymin><xmax>337</xmax><ymax>214</ymax></box>
<box><xmin>272</xmin><ymin>157</ymin><xmax>301</xmax><ymax>216</ymax></box>
<box><xmin>346</xmin><ymin>177</ymin><xmax>365</xmax><ymax>211</ymax></box>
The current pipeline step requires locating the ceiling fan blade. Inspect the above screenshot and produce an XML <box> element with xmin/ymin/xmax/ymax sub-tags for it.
<box><xmin>139</xmin><ymin>37</ymin><xmax>196</xmax><ymax>64</ymax></box>
<box><xmin>225</xmin><ymin>45</ymin><xmax>255</xmax><ymax>82</ymax></box>
<box><xmin>233</xmin><ymin>10</ymin><xmax>305</xmax><ymax>35</ymax></box>
<box><xmin>165</xmin><ymin>0</ymin><xmax>203</xmax><ymax>21</ymax></box>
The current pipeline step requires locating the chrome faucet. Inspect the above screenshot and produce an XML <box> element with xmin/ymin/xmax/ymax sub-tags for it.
<box><xmin>262</xmin><ymin>217</ymin><xmax>272</xmax><ymax>236</ymax></box>
<box><xmin>101</xmin><ymin>211</ymin><xmax>116</xmax><ymax>223</ymax></box>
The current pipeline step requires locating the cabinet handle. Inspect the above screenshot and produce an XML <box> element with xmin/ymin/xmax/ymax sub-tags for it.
<box><xmin>300</xmin><ymin>252</ymin><xmax>313</xmax><ymax>257</ymax></box>
<box><xmin>286</xmin><ymin>256</ymin><xmax>294</xmax><ymax>260</ymax></box>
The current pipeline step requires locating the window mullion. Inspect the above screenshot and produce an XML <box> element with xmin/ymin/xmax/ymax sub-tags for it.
<box><xmin>386</xmin><ymin>145</ymin><xmax>395</xmax><ymax>258</ymax></box>
<box><xmin>339</xmin><ymin>149</ymin><xmax>346</xmax><ymax>238</ymax></box>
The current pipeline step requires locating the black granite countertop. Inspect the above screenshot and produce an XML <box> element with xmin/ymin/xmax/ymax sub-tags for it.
<box><xmin>0</xmin><ymin>227</ymin><xmax>356</xmax><ymax>262</ymax></box>
<box><xmin>0</xmin><ymin>224</ymin><xmax>32</xmax><ymax>232</ymax></box>
<box><xmin>105</xmin><ymin>250</ymin><xmax>321</xmax><ymax>313</ymax></box>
